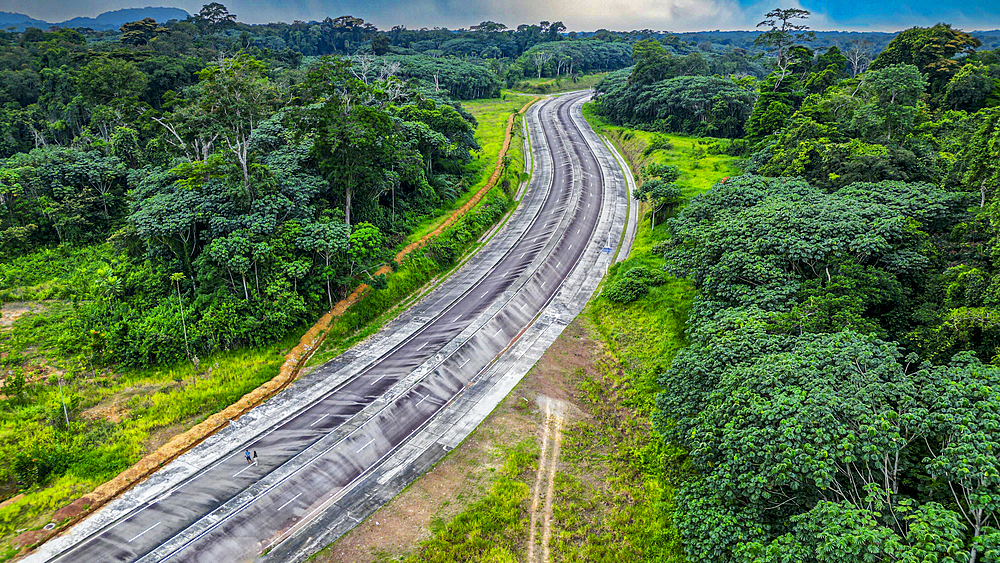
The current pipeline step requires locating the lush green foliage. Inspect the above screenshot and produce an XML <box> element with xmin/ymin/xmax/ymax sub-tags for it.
<box><xmin>654</xmin><ymin>174</ymin><xmax>1000</xmax><ymax>562</ymax></box>
<box><xmin>0</xmin><ymin>20</ymin><xmax>534</xmax><ymax>532</ymax></box>
<box><xmin>509</xmin><ymin>40</ymin><xmax>633</xmax><ymax>83</ymax></box>
<box><xmin>596</xmin><ymin>71</ymin><xmax>756</xmax><ymax>138</ymax></box>
<box><xmin>592</xmin><ymin>41</ymin><xmax>765</xmax><ymax>137</ymax></box>
<box><xmin>0</xmin><ymin>245</ymin><xmax>292</xmax><ymax>503</ymax></box>
<box><xmin>375</xmin><ymin>55</ymin><xmax>501</xmax><ymax>100</ymax></box>
<box><xmin>0</xmin><ymin>49</ymin><xmax>489</xmax><ymax>371</ymax></box>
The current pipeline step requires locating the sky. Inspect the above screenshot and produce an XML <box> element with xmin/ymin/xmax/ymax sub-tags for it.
<box><xmin>4</xmin><ymin>0</ymin><xmax>999</xmax><ymax>32</ymax></box>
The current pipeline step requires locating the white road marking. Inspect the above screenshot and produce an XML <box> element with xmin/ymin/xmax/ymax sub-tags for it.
<box><xmin>416</xmin><ymin>341</ymin><xmax>428</xmax><ymax>351</ymax></box>
<box><xmin>494</xmin><ymin>326</ymin><xmax>504</xmax><ymax>337</ymax></box>
<box><xmin>415</xmin><ymin>393</ymin><xmax>429</xmax><ymax>406</ymax></box>
<box><xmin>233</xmin><ymin>464</ymin><xmax>254</xmax><ymax>478</ymax></box>
<box><xmin>277</xmin><ymin>493</ymin><xmax>302</xmax><ymax>512</ymax></box>
<box><xmin>557</xmin><ymin>261</ymin><xmax>561</xmax><ymax>268</ymax></box>
<box><xmin>568</xmin><ymin>245</ymin><xmax>572</xmax><ymax>250</ymax></box>
<box><xmin>357</xmin><ymin>438</ymin><xmax>376</xmax><ymax>454</ymax></box>
<box><xmin>128</xmin><ymin>522</ymin><xmax>161</xmax><ymax>543</ymax></box>
<box><xmin>521</xmin><ymin>252</ymin><xmax>527</xmax><ymax>259</ymax></box>
<box><xmin>519</xmin><ymin>301</ymin><xmax>528</xmax><ymax>310</ymax></box>
<box><xmin>481</xmin><ymin>291</ymin><xmax>489</xmax><ymax>299</ymax></box>
<box><xmin>370</xmin><ymin>373</ymin><xmax>388</xmax><ymax>386</ymax></box>
<box><xmin>310</xmin><ymin>413</ymin><xmax>330</xmax><ymax>427</ymax></box>
<box><xmin>459</xmin><ymin>357</ymin><xmax>471</xmax><ymax>368</ymax></box>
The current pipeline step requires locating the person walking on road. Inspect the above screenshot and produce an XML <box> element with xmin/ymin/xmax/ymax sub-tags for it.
<box><xmin>253</xmin><ymin>450</ymin><xmax>258</xmax><ymax>466</ymax></box>
<box><xmin>245</xmin><ymin>450</ymin><xmax>252</xmax><ymax>464</ymax></box>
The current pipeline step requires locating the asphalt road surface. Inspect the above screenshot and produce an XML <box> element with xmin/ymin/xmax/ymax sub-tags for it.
<box><xmin>39</xmin><ymin>90</ymin><xmax>615</xmax><ymax>563</ymax></box>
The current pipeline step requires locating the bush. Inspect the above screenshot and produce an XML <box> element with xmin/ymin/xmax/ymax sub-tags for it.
<box><xmin>605</xmin><ymin>276</ymin><xmax>649</xmax><ymax>303</ymax></box>
<box><xmin>623</xmin><ymin>266</ymin><xmax>666</xmax><ymax>287</ymax></box>
<box><xmin>643</xmin><ymin>134</ymin><xmax>674</xmax><ymax>155</ymax></box>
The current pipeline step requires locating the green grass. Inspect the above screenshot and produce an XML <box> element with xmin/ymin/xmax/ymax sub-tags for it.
<box><xmin>582</xmin><ymin>103</ymin><xmax>741</xmax><ymax>199</ymax></box>
<box><xmin>403</xmin><ymin>441</ymin><xmax>535</xmax><ymax>563</ymax></box>
<box><xmin>509</xmin><ymin>73</ymin><xmax>607</xmax><ymax>95</ymax></box>
<box><xmin>0</xmin><ymin>337</ymin><xmax>291</xmax><ymax>552</ymax></box>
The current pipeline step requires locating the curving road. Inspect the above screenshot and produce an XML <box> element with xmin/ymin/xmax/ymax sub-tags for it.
<box><xmin>29</xmin><ymin>90</ymin><xmax>630</xmax><ymax>563</ymax></box>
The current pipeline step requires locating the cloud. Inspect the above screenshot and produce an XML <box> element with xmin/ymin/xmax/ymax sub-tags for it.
<box><xmin>4</xmin><ymin>0</ymin><xmax>994</xmax><ymax>32</ymax></box>
<box><xmin>225</xmin><ymin>0</ymin><xmax>835</xmax><ymax>32</ymax></box>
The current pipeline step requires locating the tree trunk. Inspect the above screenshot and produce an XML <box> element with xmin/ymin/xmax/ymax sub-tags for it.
<box><xmin>325</xmin><ymin>255</ymin><xmax>333</xmax><ymax>309</ymax></box>
<box><xmin>345</xmin><ymin>184</ymin><xmax>352</xmax><ymax>225</ymax></box>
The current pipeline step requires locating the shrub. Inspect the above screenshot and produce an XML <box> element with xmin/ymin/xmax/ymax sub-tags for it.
<box><xmin>623</xmin><ymin>266</ymin><xmax>666</xmax><ymax>287</ymax></box>
<box><xmin>605</xmin><ymin>276</ymin><xmax>649</xmax><ymax>303</ymax></box>
<box><xmin>643</xmin><ymin>134</ymin><xmax>674</xmax><ymax>155</ymax></box>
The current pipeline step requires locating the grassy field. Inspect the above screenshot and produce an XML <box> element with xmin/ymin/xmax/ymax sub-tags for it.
<box><xmin>582</xmin><ymin>103</ymin><xmax>741</xmax><ymax>198</ymax></box>
<box><xmin>509</xmin><ymin>73</ymin><xmax>606</xmax><ymax>95</ymax></box>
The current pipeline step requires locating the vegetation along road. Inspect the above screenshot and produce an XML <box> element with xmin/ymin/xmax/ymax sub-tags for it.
<box><xmin>26</xmin><ymin>90</ymin><xmax>632</xmax><ymax>563</ymax></box>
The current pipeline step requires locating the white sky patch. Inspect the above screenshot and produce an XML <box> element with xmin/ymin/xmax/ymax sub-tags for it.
<box><xmin>1</xmin><ymin>0</ymin><xmax>984</xmax><ymax>32</ymax></box>
<box><xmin>352</xmin><ymin>0</ymin><xmax>836</xmax><ymax>33</ymax></box>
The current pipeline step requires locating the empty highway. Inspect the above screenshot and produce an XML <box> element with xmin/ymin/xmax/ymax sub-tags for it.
<box><xmin>29</xmin><ymin>90</ymin><xmax>630</xmax><ymax>563</ymax></box>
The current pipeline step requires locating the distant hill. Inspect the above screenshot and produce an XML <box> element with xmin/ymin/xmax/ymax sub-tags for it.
<box><xmin>0</xmin><ymin>11</ymin><xmax>51</xmax><ymax>29</ymax></box>
<box><xmin>0</xmin><ymin>6</ymin><xmax>189</xmax><ymax>31</ymax></box>
<box><xmin>57</xmin><ymin>7</ymin><xmax>189</xmax><ymax>30</ymax></box>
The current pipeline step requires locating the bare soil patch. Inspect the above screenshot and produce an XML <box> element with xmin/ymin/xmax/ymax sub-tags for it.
<box><xmin>0</xmin><ymin>301</ymin><xmax>49</xmax><ymax>328</ymax></box>
<box><xmin>314</xmin><ymin>316</ymin><xmax>601</xmax><ymax>562</ymax></box>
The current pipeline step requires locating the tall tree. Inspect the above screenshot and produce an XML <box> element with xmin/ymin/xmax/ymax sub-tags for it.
<box><xmin>196</xmin><ymin>2</ymin><xmax>237</xmax><ymax>33</ymax></box>
<box><xmin>307</xmin><ymin>58</ymin><xmax>397</xmax><ymax>225</ymax></box>
<box><xmin>194</xmin><ymin>54</ymin><xmax>279</xmax><ymax>199</ymax></box>
<box><xmin>871</xmin><ymin>24</ymin><xmax>982</xmax><ymax>96</ymax></box>
<box><xmin>120</xmin><ymin>18</ymin><xmax>168</xmax><ymax>46</ymax></box>
<box><xmin>754</xmin><ymin>8</ymin><xmax>815</xmax><ymax>91</ymax></box>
